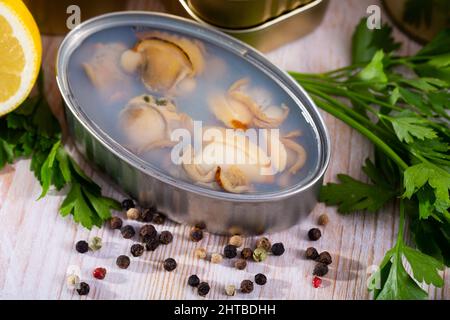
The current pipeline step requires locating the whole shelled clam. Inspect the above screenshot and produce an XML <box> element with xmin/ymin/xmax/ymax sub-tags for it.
<box><xmin>120</xmin><ymin>94</ymin><xmax>193</xmax><ymax>153</ymax></box>
<box><xmin>181</xmin><ymin>127</ymin><xmax>306</xmax><ymax>193</ymax></box>
<box><xmin>209</xmin><ymin>78</ymin><xmax>290</xmax><ymax>130</ymax></box>
<box><xmin>120</xmin><ymin>31</ymin><xmax>204</xmax><ymax>95</ymax></box>
<box><xmin>82</xmin><ymin>42</ymin><xmax>131</xmax><ymax>102</ymax></box>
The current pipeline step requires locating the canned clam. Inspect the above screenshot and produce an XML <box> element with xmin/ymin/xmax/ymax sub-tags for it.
<box><xmin>56</xmin><ymin>12</ymin><xmax>330</xmax><ymax>235</ymax></box>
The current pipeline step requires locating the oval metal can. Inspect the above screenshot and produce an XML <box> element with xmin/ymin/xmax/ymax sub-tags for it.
<box><xmin>56</xmin><ymin>12</ymin><xmax>330</xmax><ymax>235</ymax></box>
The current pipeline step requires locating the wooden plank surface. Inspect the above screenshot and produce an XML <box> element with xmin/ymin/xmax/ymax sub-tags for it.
<box><xmin>0</xmin><ymin>0</ymin><xmax>448</xmax><ymax>300</ymax></box>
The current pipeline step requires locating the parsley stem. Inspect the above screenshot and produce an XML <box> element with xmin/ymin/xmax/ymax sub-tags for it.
<box><xmin>314</xmin><ymin>98</ymin><xmax>409</xmax><ymax>171</ymax></box>
<box><xmin>397</xmin><ymin>199</ymin><xmax>406</xmax><ymax>245</ymax></box>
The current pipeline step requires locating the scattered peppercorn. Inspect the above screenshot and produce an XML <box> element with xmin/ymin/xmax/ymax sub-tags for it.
<box><xmin>234</xmin><ymin>259</ymin><xmax>247</xmax><ymax>270</ymax></box>
<box><xmin>159</xmin><ymin>231</ymin><xmax>173</xmax><ymax>245</ymax></box>
<box><xmin>271</xmin><ymin>242</ymin><xmax>285</xmax><ymax>256</ymax></box>
<box><xmin>121</xmin><ymin>225</ymin><xmax>135</xmax><ymax>239</ymax></box>
<box><xmin>194</xmin><ymin>248</ymin><xmax>207</xmax><ymax>259</ymax></box>
<box><xmin>189</xmin><ymin>227</ymin><xmax>203</xmax><ymax>242</ymax></box>
<box><xmin>313</xmin><ymin>263</ymin><xmax>329</xmax><ymax>277</ymax></box>
<box><xmin>163</xmin><ymin>258</ymin><xmax>177</xmax><ymax>271</ymax></box>
<box><xmin>255</xmin><ymin>273</ymin><xmax>267</xmax><ymax>285</ymax></box>
<box><xmin>89</xmin><ymin>236</ymin><xmax>102</xmax><ymax>251</ymax></box>
<box><xmin>312</xmin><ymin>276</ymin><xmax>322</xmax><ymax>288</ymax></box>
<box><xmin>126</xmin><ymin>208</ymin><xmax>140</xmax><ymax>220</ymax></box>
<box><xmin>130</xmin><ymin>244</ymin><xmax>145</xmax><ymax>257</ymax></box>
<box><xmin>77</xmin><ymin>282</ymin><xmax>90</xmax><ymax>296</ymax></box>
<box><xmin>139</xmin><ymin>224</ymin><xmax>157</xmax><ymax>241</ymax></box>
<box><xmin>229</xmin><ymin>235</ymin><xmax>243</xmax><ymax>247</ymax></box>
<box><xmin>121</xmin><ymin>198</ymin><xmax>135</xmax><ymax>211</ymax></box>
<box><xmin>194</xmin><ymin>221</ymin><xmax>206</xmax><ymax>230</ymax></box>
<box><xmin>305</xmin><ymin>247</ymin><xmax>319</xmax><ymax>260</ymax></box>
<box><xmin>109</xmin><ymin>216</ymin><xmax>123</xmax><ymax>229</ymax></box>
<box><xmin>316</xmin><ymin>251</ymin><xmax>332</xmax><ymax>265</ymax></box>
<box><xmin>198</xmin><ymin>282</ymin><xmax>210</xmax><ymax>297</ymax></box>
<box><xmin>225</xmin><ymin>284</ymin><xmax>236</xmax><ymax>296</ymax></box>
<box><xmin>308</xmin><ymin>228</ymin><xmax>322</xmax><ymax>241</ymax></box>
<box><xmin>223</xmin><ymin>244</ymin><xmax>237</xmax><ymax>259</ymax></box>
<box><xmin>255</xmin><ymin>237</ymin><xmax>271</xmax><ymax>251</ymax></box>
<box><xmin>188</xmin><ymin>275</ymin><xmax>200</xmax><ymax>287</ymax></box>
<box><xmin>66</xmin><ymin>274</ymin><xmax>80</xmax><ymax>290</ymax></box>
<box><xmin>145</xmin><ymin>237</ymin><xmax>160</xmax><ymax>251</ymax></box>
<box><xmin>211</xmin><ymin>253</ymin><xmax>223</xmax><ymax>264</ymax></box>
<box><xmin>116</xmin><ymin>255</ymin><xmax>130</xmax><ymax>269</ymax></box>
<box><xmin>318</xmin><ymin>213</ymin><xmax>329</xmax><ymax>226</ymax></box>
<box><xmin>75</xmin><ymin>240</ymin><xmax>89</xmax><ymax>254</ymax></box>
<box><xmin>240</xmin><ymin>280</ymin><xmax>254</xmax><ymax>294</ymax></box>
<box><xmin>241</xmin><ymin>247</ymin><xmax>253</xmax><ymax>260</ymax></box>
<box><xmin>153</xmin><ymin>212</ymin><xmax>166</xmax><ymax>224</ymax></box>
<box><xmin>140</xmin><ymin>208</ymin><xmax>155</xmax><ymax>222</ymax></box>
<box><xmin>93</xmin><ymin>267</ymin><xmax>107</xmax><ymax>280</ymax></box>
<box><xmin>252</xmin><ymin>247</ymin><xmax>267</xmax><ymax>262</ymax></box>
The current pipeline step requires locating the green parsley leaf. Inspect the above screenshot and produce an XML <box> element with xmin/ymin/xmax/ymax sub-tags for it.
<box><xmin>412</xmin><ymin>218</ymin><xmax>450</xmax><ymax>266</ymax></box>
<box><xmin>0</xmin><ymin>138</ymin><xmax>14</xmax><ymax>168</ymax></box>
<box><xmin>403</xmin><ymin>162</ymin><xmax>450</xmax><ymax>213</ymax></box>
<box><xmin>402</xmin><ymin>245</ymin><xmax>444</xmax><ymax>287</ymax></box>
<box><xmin>374</xmin><ymin>249</ymin><xmax>428</xmax><ymax>300</ymax></box>
<box><xmin>319</xmin><ymin>160</ymin><xmax>397</xmax><ymax>213</ymax></box>
<box><xmin>416</xmin><ymin>29</ymin><xmax>450</xmax><ymax>57</ymax></box>
<box><xmin>357</xmin><ymin>50</ymin><xmax>388</xmax><ymax>88</ymax></box>
<box><xmin>387</xmin><ymin>113</ymin><xmax>437</xmax><ymax>143</ymax></box>
<box><xmin>351</xmin><ymin>18</ymin><xmax>400</xmax><ymax>64</ymax></box>
<box><xmin>39</xmin><ymin>140</ymin><xmax>61</xmax><ymax>199</ymax></box>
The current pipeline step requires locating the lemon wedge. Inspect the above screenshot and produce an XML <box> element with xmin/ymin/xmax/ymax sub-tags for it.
<box><xmin>0</xmin><ymin>0</ymin><xmax>41</xmax><ymax>116</ymax></box>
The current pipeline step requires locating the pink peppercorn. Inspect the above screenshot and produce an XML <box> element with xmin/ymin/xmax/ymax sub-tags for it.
<box><xmin>312</xmin><ymin>276</ymin><xmax>322</xmax><ymax>288</ymax></box>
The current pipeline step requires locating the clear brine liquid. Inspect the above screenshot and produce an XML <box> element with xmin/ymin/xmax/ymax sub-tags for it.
<box><xmin>67</xmin><ymin>25</ymin><xmax>320</xmax><ymax>194</ymax></box>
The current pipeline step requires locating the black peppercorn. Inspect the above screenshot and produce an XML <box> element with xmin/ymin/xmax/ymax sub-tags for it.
<box><xmin>75</xmin><ymin>240</ymin><xmax>89</xmax><ymax>253</ymax></box>
<box><xmin>77</xmin><ymin>282</ymin><xmax>90</xmax><ymax>296</ymax></box>
<box><xmin>163</xmin><ymin>258</ymin><xmax>177</xmax><ymax>271</ymax></box>
<box><xmin>316</xmin><ymin>251</ymin><xmax>332</xmax><ymax>265</ymax></box>
<box><xmin>121</xmin><ymin>198</ymin><xmax>135</xmax><ymax>211</ymax></box>
<box><xmin>194</xmin><ymin>221</ymin><xmax>206</xmax><ymax>230</ymax></box>
<box><xmin>140</xmin><ymin>208</ymin><xmax>155</xmax><ymax>222</ymax></box>
<box><xmin>116</xmin><ymin>255</ymin><xmax>130</xmax><ymax>269</ymax></box>
<box><xmin>255</xmin><ymin>273</ymin><xmax>267</xmax><ymax>285</ymax></box>
<box><xmin>240</xmin><ymin>280</ymin><xmax>254</xmax><ymax>294</ymax></box>
<box><xmin>159</xmin><ymin>231</ymin><xmax>173</xmax><ymax>245</ymax></box>
<box><xmin>189</xmin><ymin>227</ymin><xmax>203</xmax><ymax>242</ymax></box>
<box><xmin>145</xmin><ymin>237</ymin><xmax>160</xmax><ymax>251</ymax></box>
<box><xmin>241</xmin><ymin>247</ymin><xmax>253</xmax><ymax>260</ymax></box>
<box><xmin>188</xmin><ymin>275</ymin><xmax>200</xmax><ymax>287</ymax></box>
<box><xmin>223</xmin><ymin>244</ymin><xmax>237</xmax><ymax>258</ymax></box>
<box><xmin>305</xmin><ymin>247</ymin><xmax>319</xmax><ymax>260</ymax></box>
<box><xmin>139</xmin><ymin>224</ymin><xmax>157</xmax><ymax>241</ymax></box>
<box><xmin>109</xmin><ymin>216</ymin><xmax>123</xmax><ymax>230</ymax></box>
<box><xmin>313</xmin><ymin>262</ymin><xmax>329</xmax><ymax>276</ymax></box>
<box><xmin>198</xmin><ymin>282</ymin><xmax>210</xmax><ymax>297</ymax></box>
<box><xmin>130</xmin><ymin>244</ymin><xmax>145</xmax><ymax>257</ymax></box>
<box><xmin>271</xmin><ymin>242</ymin><xmax>285</xmax><ymax>256</ymax></box>
<box><xmin>121</xmin><ymin>225</ymin><xmax>135</xmax><ymax>239</ymax></box>
<box><xmin>153</xmin><ymin>212</ymin><xmax>166</xmax><ymax>224</ymax></box>
<box><xmin>308</xmin><ymin>228</ymin><xmax>322</xmax><ymax>241</ymax></box>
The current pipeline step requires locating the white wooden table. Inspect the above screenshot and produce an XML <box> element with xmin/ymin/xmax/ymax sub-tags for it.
<box><xmin>0</xmin><ymin>0</ymin><xmax>448</xmax><ymax>300</ymax></box>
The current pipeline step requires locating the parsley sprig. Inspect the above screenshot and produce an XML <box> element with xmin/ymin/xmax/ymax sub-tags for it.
<box><xmin>0</xmin><ymin>74</ymin><xmax>120</xmax><ymax>229</ymax></box>
<box><xmin>289</xmin><ymin>19</ymin><xmax>449</xmax><ymax>299</ymax></box>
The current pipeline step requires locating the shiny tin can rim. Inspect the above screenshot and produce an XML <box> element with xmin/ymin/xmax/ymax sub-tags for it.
<box><xmin>56</xmin><ymin>11</ymin><xmax>330</xmax><ymax>203</ymax></box>
<box><xmin>178</xmin><ymin>0</ymin><xmax>324</xmax><ymax>32</ymax></box>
